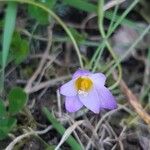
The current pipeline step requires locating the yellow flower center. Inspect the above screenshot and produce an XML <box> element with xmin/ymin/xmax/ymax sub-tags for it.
<box><xmin>75</xmin><ymin>77</ymin><xmax>93</xmax><ymax>92</ymax></box>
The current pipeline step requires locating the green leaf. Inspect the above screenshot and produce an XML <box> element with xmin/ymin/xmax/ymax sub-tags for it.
<box><xmin>63</xmin><ymin>0</ymin><xmax>96</xmax><ymax>13</ymax></box>
<box><xmin>28</xmin><ymin>0</ymin><xmax>56</xmax><ymax>25</ymax></box>
<box><xmin>11</xmin><ymin>32</ymin><xmax>29</xmax><ymax>64</ymax></box>
<box><xmin>0</xmin><ymin>117</ymin><xmax>16</xmax><ymax>140</ymax></box>
<box><xmin>0</xmin><ymin>100</ymin><xmax>6</xmax><ymax>118</ymax></box>
<box><xmin>8</xmin><ymin>87</ymin><xmax>28</xmax><ymax>115</ymax></box>
<box><xmin>28</xmin><ymin>5</ymin><xmax>48</xmax><ymax>24</ymax></box>
<box><xmin>0</xmin><ymin>2</ymin><xmax>17</xmax><ymax>91</ymax></box>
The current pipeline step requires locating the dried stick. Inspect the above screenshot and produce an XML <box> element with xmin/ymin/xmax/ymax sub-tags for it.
<box><xmin>24</xmin><ymin>26</ymin><xmax>52</xmax><ymax>93</ymax></box>
<box><xmin>6</xmin><ymin>126</ymin><xmax>52</xmax><ymax>150</ymax></box>
<box><xmin>114</xmin><ymin>73</ymin><xmax>150</xmax><ymax>125</ymax></box>
<box><xmin>81</xmin><ymin>0</ymin><xmax>126</xmax><ymax>30</ymax></box>
<box><xmin>86</xmin><ymin>106</ymin><xmax>123</xmax><ymax>150</ymax></box>
<box><xmin>26</xmin><ymin>75</ymin><xmax>70</xmax><ymax>94</ymax></box>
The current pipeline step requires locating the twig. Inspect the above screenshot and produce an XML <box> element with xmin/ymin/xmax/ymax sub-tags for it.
<box><xmin>67</xmin><ymin>115</ymin><xmax>96</xmax><ymax>148</ymax></box>
<box><xmin>55</xmin><ymin>120</ymin><xmax>84</xmax><ymax>150</ymax></box>
<box><xmin>106</xmin><ymin>122</ymin><xmax>124</xmax><ymax>150</ymax></box>
<box><xmin>81</xmin><ymin>0</ymin><xmax>126</xmax><ymax>30</ymax></box>
<box><xmin>24</xmin><ymin>26</ymin><xmax>53</xmax><ymax>93</ymax></box>
<box><xmin>86</xmin><ymin>106</ymin><xmax>123</xmax><ymax>150</ymax></box>
<box><xmin>5</xmin><ymin>126</ymin><xmax>52</xmax><ymax>150</ymax></box>
<box><xmin>36</xmin><ymin>51</ymin><xmax>61</xmax><ymax>85</ymax></box>
<box><xmin>26</xmin><ymin>75</ymin><xmax>70</xmax><ymax>94</ymax></box>
<box><xmin>57</xmin><ymin>89</ymin><xmax>62</xmax><ymax>117</ymax></box>
<box><xmin>104</xmin><ymin>0</ymin><xmax>125</xmax><ymax>11</ymax></box>
<box><xmin>114</xmin><ymin>73</ymin><xmax>150</xmax><ymax>125</ymax></box>
<box><xmin>29</xmin><ymin>53</ymin><xmax>63</xmax><ymax>66</ymax></box>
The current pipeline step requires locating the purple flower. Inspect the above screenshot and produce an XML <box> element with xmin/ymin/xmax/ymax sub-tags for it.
<box><xmin>60</xmin><ymin>69</ymin><xmax>117</xmax><ymax>113</ymax></box>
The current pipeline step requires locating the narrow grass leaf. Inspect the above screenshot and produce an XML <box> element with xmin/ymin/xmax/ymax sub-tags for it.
<box><xmin>63</xmin><ymin>0</ymin><xmax>96</xmax><ymax>13</ymax></box>
<box><xmin>55</xmin><ymin>120</ymin><xmax>84</xmax><ymax>150</ymax></box>
<box><xmin>43</xmin><ymin>107</ymin><xmax>82</xmax><ymax>150</ymax></box>
<box><xmin>0</xmin><ymin>2</ymin><xmax>17</xmax><ymax>91</ymax></box>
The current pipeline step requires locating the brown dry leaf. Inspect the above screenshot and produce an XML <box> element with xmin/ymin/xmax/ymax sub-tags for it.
<box><xmin>113</xmin><ymin>72</ymin><xmax>150</xmax><ymax>125</ymax></box>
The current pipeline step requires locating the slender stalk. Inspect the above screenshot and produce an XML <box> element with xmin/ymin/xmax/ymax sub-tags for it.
<box><xmin>97</xmin><ymin>0</ymin><xmax>122</xmax><ymax>90</ymax></box>
<box><xmin>0</xmin><ymin>0</ymin><xmax>83</xmax><ymax>68</ymax></box>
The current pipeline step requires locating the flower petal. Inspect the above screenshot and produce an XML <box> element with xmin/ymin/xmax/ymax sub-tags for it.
<box><xmin>65</xmin><ymin>96</ymin><xmax>83</xmax><ymax>112</ymax></box>
<box><xmin>90</xmin><ymin>73</ymin><xmax>106</xmax><ymax>87</ymax></box>
<box><xmin>72</xmin><ymin>69</ymin><xmax>91</xmax><ymax>79</ymax></box>
<box><xmin>98</xmin><ymin>86</ymin><xmax>117</xmax><ymax>109</ymax></box>
<box><xmin>78</xmin><ymin>87</ymin><xmax>101</xmax><ymax>113</ymax></box>
<box><xmin>60</xmin><ymin>79</ymin><xmax>77</xmax><ymax>96</ymax></box>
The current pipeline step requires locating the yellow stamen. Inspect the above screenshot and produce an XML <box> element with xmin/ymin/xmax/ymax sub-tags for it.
<box><xmin>75</xmin><ymin>77</ymin><xmax>93</xmax><ymax>92</ymax></box>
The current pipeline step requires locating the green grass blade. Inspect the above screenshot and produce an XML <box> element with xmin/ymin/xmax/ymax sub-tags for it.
<box><xmin>42</xmin><ymin>107</ymin><xmax>82</xmax><ymax>150</ymax></box>
<box><xmin>108</xmin><ymin>0</ymin><xmax>139</xmax><ymax>36</ymax></box>
<box><xmin>107</xmin><ymin>1</ymin><xmax>120</xmax><ymax>35</ymax></box>
<box><xmin>90</xmin><ymin>0</ymin><xmax>139</xmax><ymax>74</ymax></box>
<box><xmin>0</xmin><ymin>2</ymin><xmax>17</xmax><ymax>91</ymax></box>
<box><xmin>63</xmin><ymin>0</ymin><xmax>140</xmax><ymax>30</ymax></box>
<box><xmin>63</xmin><ymin>0</ymin><xmax>96</xmax><ymax>13</ymax></box>
<box><xmin>2</xmin><ymin>2</ymin><xmax>17</xmax><ymax>67</ymax></box>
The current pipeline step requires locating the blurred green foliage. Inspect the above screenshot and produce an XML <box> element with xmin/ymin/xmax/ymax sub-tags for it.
<box><xmin>0</xmin><ymin>87</ymin><xmax>28</xmax><ymax>140</ymax></box>
<box><xmin>28</xmin><ymin>0</ymin><xmax>56</xmax><ymax>24</ymax></box>
<box><xmin>11</xmin><ymin>32</ymin><xmax>29</xmax><ymax>65</ymax></box>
